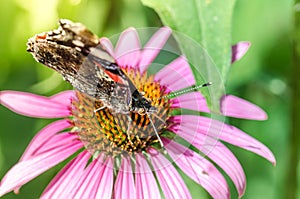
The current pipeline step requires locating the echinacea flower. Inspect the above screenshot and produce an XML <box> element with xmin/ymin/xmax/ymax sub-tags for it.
<box><xmin>0</xmin><ymin>27</ymin><xmax>275</xmax><ymax>199</ymax></box>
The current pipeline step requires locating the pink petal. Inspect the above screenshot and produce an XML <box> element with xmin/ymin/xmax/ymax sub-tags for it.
<box><xmin>0</xmin><ymin>137</ymin><xmax>82</xmax><ymax>197</ymax></box>
<box><xmin>164</xmin><ymin>139</ymin><xmax>230</xmax><ymax>199</ymax></box>
<box><xmin>49</xmin><ymin>90</ymin><xmax>74</xmax><ymax>107</ymax></box>
<box><xmin>221</xmin><ymin>95</ymin><xmax>267</xmax><ymax>120</ymax></box>
<box><xmin>69</xmin><ymin>155</ymin><xmax>105</xmax><ymax>198</ymax></box>
<box><xmin>94</xmin><ymin>158</ymin><xmax>114</xmax><ymax>199</ymax></box>
<box><xmin>79</xmin><ymin>156</ymin><xmax>109</xmax><ymax>199</ymax></box>
<box><xmin>202</xmin><ymin>142</ymin><xmax>246</xmax><ymax>197</ymax></box>
<box><xmin>170</xmin><ymin>92</ymin><xmax>267</xmax><ymax>120</ymax></box>
<box><xmin>149</xmin><ymin>148</ymin><xmax>191</xmax><ymax>199</ymax></box>
<box><xmin>114</xmin><ymin>157</ymin><xmax>136</xmax><ymax>199</ymax></box>
<box><xmin>154</xmin><ymin>56</ymin><xmax>195</xmax><ymax>91</ymax></box>
<box><xmin>0</xmin><ymin>91</ymin><xmax>71</xmax><ymax>118</ymax></box>
<box><xmin>139</xmin><ymin>27</ymin><xmax>172</xmax><ymax>73</ymax></box>
<box><xmin>170</xmin><ymin>91</ymin><xmax>209</xmax><ymax>112</ymax></box>
<box><xmin>169</xmin><ymin>115</ymin><xmax>276</xmax><ymax>164</ymax></box>
<box><xmin>115</xmin><ymin>28</ymin><xmax>141</xmax><ymax>68</ymax></box>
<box><xmin>20</xmin><ymin>119</ymin><xmax>72</xmax><ymax>161</ymax></box>
<box><xmin>41</xmin><ymin>151</ymin><xmax>91</xmax><ymax>198</ymax></box>
<box><xmin>14</xmin><ymin>133</ymin><xmax>79</xmax><ymax>193</ymax></box>
<box><xmin>170</xmin><ymin>123</ymin><xmax>246</xmax><ymax>197</ymax></box>
<box><xmin>231</xmin><ymin>42</ymin><xmax>251</xmax><ymax>63</ymax></box>
<box><xmin>35</xmin><ymin>132</ymin><xmax>79</xmax><ymax>155</ymax></box>
<box><xmin>100</xmin><ymin>37</ymin><xmax>115</xmax><ymax>58</ymax></box>
<box><xmin>135</xmin><ymin>153</ymin><xmax>161</xmax><ymax>199</ymax></box>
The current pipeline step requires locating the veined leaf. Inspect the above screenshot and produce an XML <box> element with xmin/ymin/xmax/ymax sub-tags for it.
<box><xmin>141</xmin><ymin>0</ymin><xmax>236</xmax><ymax>111</ymax></box>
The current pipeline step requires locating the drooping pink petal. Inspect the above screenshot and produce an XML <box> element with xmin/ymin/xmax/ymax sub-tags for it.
<box><xmin>94</xmin><ymin>158</ymin><xmax>114</xmax><ymax>199</ymax></box>
<box><xmin>78</xmin><ymin>156</ymin><xmax>110</xmax><ymax>199</ymax></box>
<box><xmin>164</xmin><ymin>139</ymin><xmax>230</xmax><ymax>199</ymax></box>
<box><xmin>0</xmin><ymin>91</ymin><xmax>71</xmax><ymax>118</ymax></box>
<box><xmin>135</xmin><ymin>153</ymin><xmax>161</xmax><ymax>199</ymax></box>
<box><xmin>169</xmin><ymin>122</ymin><xmax>246</xmax><ymax>197</ymax></box>
<box><xmin>41</xmin><ymin>151</ymin><xmax>91</xmax><ymax>198</ymax></box>
<box><xmin>20</xmin><ymin>119</ymin><xmax>72</xmax><ymax>161</ymax></box>
<box><xmin>148</xmin><ymin>148</ymin><xmax>192</xmax><ymax>199</ymax></box>
<box><xmin>34</xmin><ymin>132</ymin><xmax>79</xmax><ymax>156</ymax></box>
<box><xmin>201</xmin><ymin>141</ymin><xmax>246</xmax><ymax>197</ymax></box>
<box><xmin>139</xmin><ymin>27</ymin><xmax>172</xmax><ymax>73</ymax></box>
<box><xmin>154</xmin><ymin>56</ymin><xmax>195</xmax><ymax>91</ymax></box>
<box><xmin>221</xmin><ymin>95</ymin><xmax>267</xmax><ymax>120</ymax></box>
<box><xmin>115</xmin><ymin>28</ymin><xmax>141</xmax><ymax>68</ymax></box>
<box><xmin>168</xmin><ymin>115</ymin><xmax>276</xmax><ymax>164</ymax></box>
<box><xmin>0</xmin><ymin>137</ymin><xmax>82</xmax><ymax>197</ymax></box>
<box><xmin>100</xmin><ymin>37</ymin><xmax>115</xmax><ymax>58</ymax></box>
<box><xmin>69</xmin><ymin>155</ymin><xmax>105</xmax><ymax>198</ymax></box>
<box><xmin>231</xmin><ymin>42</ymin><xmax>251</xmax><ymax>63</ymax></box>
<box><xmin>114</xmin><ymin>157</ymin><xmax>136</xmax><ymax>199</ymax></box>
<box><xmin>14</xmin><ymin>132</ymin><xmax>80</xmax><ymax>194</ymax></box>
<box><xmin>49</xmin><ymin>90</ymin><xmax>74</xmax><ymax>107</ymax></box>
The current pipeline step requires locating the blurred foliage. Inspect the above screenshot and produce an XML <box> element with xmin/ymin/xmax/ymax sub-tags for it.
<box><xmin>0</xmin><ymin>0</ymin><xmax>297</xmax><ymax>198</ymax></box>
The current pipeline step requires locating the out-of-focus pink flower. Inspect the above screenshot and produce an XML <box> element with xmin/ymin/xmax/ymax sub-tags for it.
<box><xmin>0</xmin><ymin>28</ymin><xmax>275</xmax><ymax>199</ymax></box>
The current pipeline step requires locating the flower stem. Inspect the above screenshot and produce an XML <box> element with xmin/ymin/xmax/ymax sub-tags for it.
<box><xmin>285</xmin><ymin>2</ymin><xmax>300</xmax><ymax>199</ymax></box>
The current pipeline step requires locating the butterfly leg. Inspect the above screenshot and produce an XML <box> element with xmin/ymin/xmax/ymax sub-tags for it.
<box><xmin>126</xmin><ymin>114</ymin><xmax>134</xmax><ymax>146</ymax></box>
<box><xmin>94</xmin><ymin>105</ymin><xmax>106</xmax><ymax>113</ymax></box>
<box><xmin>146</xmin><ymin>113</ymin><xmax>167</xmax><ymax>154</ymax></box>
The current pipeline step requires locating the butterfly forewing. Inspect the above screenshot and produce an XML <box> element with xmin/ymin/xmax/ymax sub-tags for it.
<box><xmin>27</xmin><ymin>19</ymin><xmax>153</xmax><ymax>114</ymax></box>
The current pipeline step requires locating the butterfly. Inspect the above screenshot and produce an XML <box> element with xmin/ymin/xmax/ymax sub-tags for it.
<box><xmin>27</xmin><ymin>19</ymin><xmax>155</xmax><ymax>115</ymax></box>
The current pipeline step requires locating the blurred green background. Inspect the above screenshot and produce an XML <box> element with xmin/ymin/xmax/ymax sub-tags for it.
<box><xmin>0</xmin><ymin>0</ymin><xmax>297</xmax><ymax>198</ymax></box>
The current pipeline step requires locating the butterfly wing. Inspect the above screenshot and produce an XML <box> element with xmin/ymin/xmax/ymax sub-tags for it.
<box><xmin>27</xmin><ymin>19</ymin><xmax>136</xmax><ymax>111</ymax></box>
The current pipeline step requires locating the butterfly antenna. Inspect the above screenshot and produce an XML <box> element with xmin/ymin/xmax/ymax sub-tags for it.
<box><xmin>163</xmin><ymin>82</ymin><xmax>212</xmax><ymax>99</ymax></box>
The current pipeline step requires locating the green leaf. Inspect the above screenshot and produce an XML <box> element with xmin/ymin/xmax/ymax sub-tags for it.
<box><xmin>141</xmin><ymin>0</ymin><xmax>236</xmax><ymax>111</ymax></box>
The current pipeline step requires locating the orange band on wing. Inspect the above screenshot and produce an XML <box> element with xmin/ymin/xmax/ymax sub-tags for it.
<box><xmin>93</xmin><ymin>60</ymin><xmax>125</xmax><ymax>84</ymax></box>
